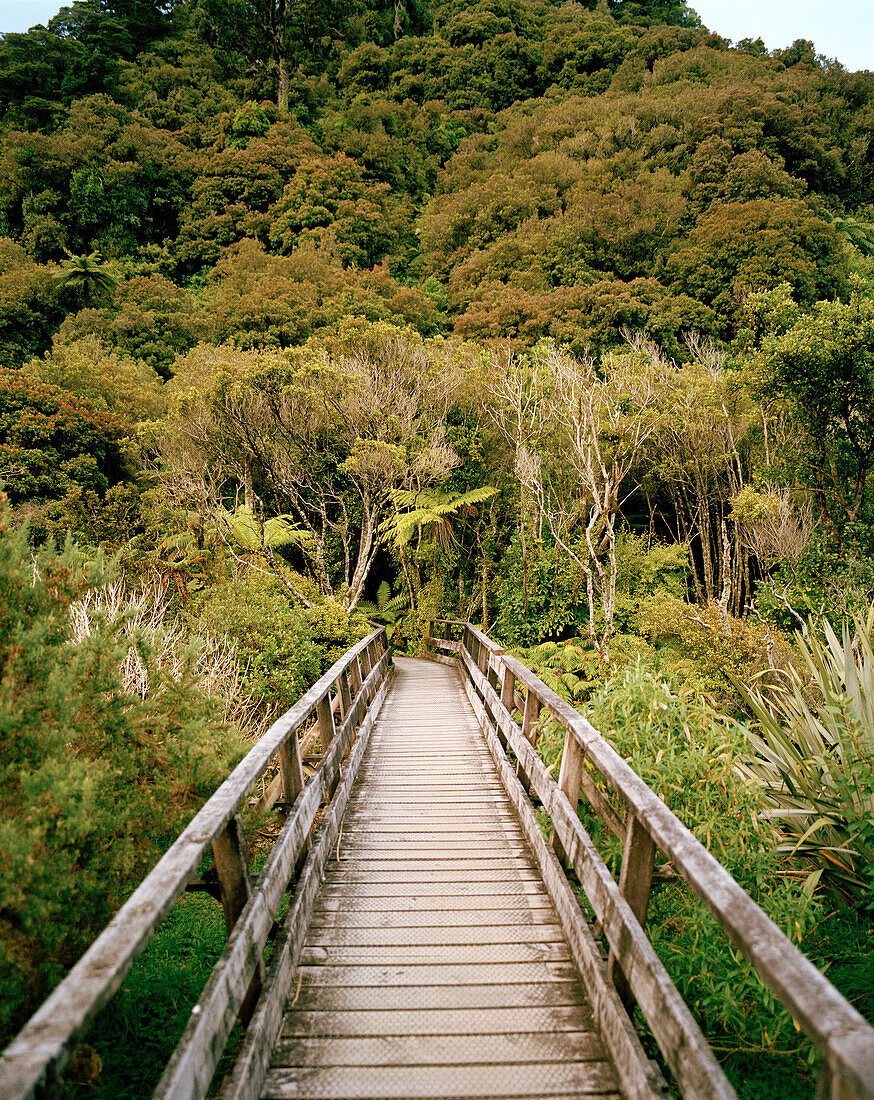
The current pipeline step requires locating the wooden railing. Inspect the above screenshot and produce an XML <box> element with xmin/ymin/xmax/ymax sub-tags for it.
<box><xmin>0</xmin><ymin>627</ymin><xmax>392</xmax><ymax>1100</ymax></box>
<box><xmin>425</xmin><ymin>619</ymin><xmax>874</xmax><ymax>1100</ymax></box>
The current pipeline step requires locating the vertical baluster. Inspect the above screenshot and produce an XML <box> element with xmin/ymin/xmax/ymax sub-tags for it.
<box><xmin>348</xmin><ymin>654</ymin><xmax>363</xmax><ymax>700</ymax></box>
<box><xmin>316</xmin><ymin>690</ymin><xmax>337</xmax><ymax>797</ymax></box>
<box><xmin>607</xmin><ymin>813</ymin><xmax>656</xmax><ymax>1011</ymax></box>
<box><xmin>517</xmin><ymin>689</ymin><xmax>541</xmax><ymax>795</ymax></box>
<box><xmin>552</xmin><ymin>730</ymin><xmax>584</xmax><ymax>867</ymax></box>
<box><xmin>359</xmin><ymin>643</ymin><xmax>372</xmax><ymax>682</ymax></box>
<box><xmin>277</xmin><ymin>729</ymin><xmax>304</xmax><ymax>808</ymax></box>
<box><xmin>278</xmin><ymin>728</ymin><xmax>311</xmax><ymax>880</ymax></box>
<box><xmin>337</xmin><ymin>668</ymin><xmax>352</xmax><ymax>722</ymax></box>
<box><xmin>212</xmin><ymin>814</ymin><xmax>263</xmax><ymax>1024</ymax></box>
<box><xmin>477</xmin><ymin>637</ymin><xmax>488</xmax><ymax>677</ymax></box>
<box><xmin>497</xmin><ymin>663</ymin><xmax>516</xmax><ymax>751</ymax></box>
<box><xmin>521</xmin><ymin>690</ymin><xmax>540</xmax><ymax>745</ymax></box>
<box><xmin>500</xmin><ymin>664</ymin><xmax>516</xmax><ymax>711</ymax></box>
<box><xmin>487</xmin><ymin>648</ymin><xmax>502</xmax><ymax>696</ymax></box>
<box><xmin>815</xmin><ymin>1064</ymin><xmax>855</xmax><ymax>1100</ymax></box>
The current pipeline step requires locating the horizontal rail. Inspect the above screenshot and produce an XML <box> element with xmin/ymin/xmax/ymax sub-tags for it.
<box><xmin>0</xmin><ymin>628</ymin><xmax>391</xmax><ymax>1100</ymax></box>
<box><xmin>425</xmin><ymin>619</ymin><xmax>874</xmax><ymax>1100</ymax></box>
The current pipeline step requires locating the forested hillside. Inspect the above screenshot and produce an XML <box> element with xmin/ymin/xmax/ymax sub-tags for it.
<box><xmin>1</xmin><ymin>1</ymin><xmax>873</xmax><ymax>1096</ymax></box>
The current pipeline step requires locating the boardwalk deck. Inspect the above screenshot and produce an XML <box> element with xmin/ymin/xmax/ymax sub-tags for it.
<box><xmin>262</xmin><ymin>657</ymin><xmax>623</xmax><ymax>1100</ymax></box>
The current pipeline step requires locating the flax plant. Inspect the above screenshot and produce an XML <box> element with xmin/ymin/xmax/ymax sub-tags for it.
<box><xmin>736</xmin><ymin>608</ymin><xmax>874</xmax><ymax>900</ymax></box>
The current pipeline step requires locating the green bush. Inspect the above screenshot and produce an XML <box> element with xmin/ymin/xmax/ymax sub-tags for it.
<box><xmin>737</xmin><ymin>606</ymin><xmax>874</xmax><ymax>903</ymax></box>
<box><xmin>494</xmin><ymin>532</ymin><xmax>688</xmax><ymax>648</ymax></box>
<box><xmin>583</xmin><ymin>664</ymin><xmax>823</xmax><ymax>1070</ymax></box>
<box><xmin>195</xmin><ymin>571</ymin><xmax>323</xmax><ymax>716</ymax></box>
<box><xmin>304</xmin><ymin>597</ymin><xmax>371</xmax><ymax>670</ymax></box>
<box><xmin>639</xmin><ymin>594</ymin><xmax>788</xmax><ymax>704</ymax></box>
<box><xmin>0</xmin><ymin>501</ymin><xmax>246</xmax><ymax>1046</ymax></box>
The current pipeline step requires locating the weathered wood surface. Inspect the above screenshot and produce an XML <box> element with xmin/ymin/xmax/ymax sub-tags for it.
<box><xmin>263</xmin><ymin>656</ymin><xmax>629</xmax><ymax>1100</ymax></box>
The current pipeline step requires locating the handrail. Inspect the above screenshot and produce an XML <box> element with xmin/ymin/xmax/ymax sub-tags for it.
<box><xmin>425</xmin><ymin>619</ymin><xmax>874</xmax><ymax>1100</ymax></box>
<box><xmin>0</xmin><ymin>627</ymin><xmax>393</xmax><ymax>1100</ymax></box>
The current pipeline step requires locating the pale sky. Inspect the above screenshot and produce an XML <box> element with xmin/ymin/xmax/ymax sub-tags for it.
<box><xmin>0</xmin><ymin>0</ymin><xmax>872</xmax><ymax>71</ymax></box>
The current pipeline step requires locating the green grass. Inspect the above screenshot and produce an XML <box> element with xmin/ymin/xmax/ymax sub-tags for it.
<box><xmin>61</xmin><ymin>892</ymin><xmax>233</xmax><ymax>1099</ymax></box>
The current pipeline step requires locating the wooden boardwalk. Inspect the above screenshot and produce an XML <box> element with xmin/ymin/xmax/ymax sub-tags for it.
<box><xmin>263</xmin><ymin>656</ymin><xmax>621</xmax><ymax>1100</ymax></box>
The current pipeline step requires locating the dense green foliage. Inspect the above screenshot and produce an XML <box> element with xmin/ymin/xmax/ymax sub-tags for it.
<box><xmin>1</xmin><ymin>0</ymin><xmax>873</xmax><ymax>1093</ymax></box>
<box><xmin>0</xmin><ymin>498</ymin><xmax>246</xmax><ymax>1042</ymax></box>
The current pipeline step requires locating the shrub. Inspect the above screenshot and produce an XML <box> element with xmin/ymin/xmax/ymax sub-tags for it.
<box><xmin>195</xmin><ymin>571</ymin><xmax>323</xmax><ymax>718</ymax></box>
<box><xmin>736</xmin><ymin>606</ymin><xmax>874</xmax><ymax>903</ymax></box>
<box><xmin>639</xmin><ymin>594</ymin><xmax>789</xmax><ymax>703</ymax></box>
<box><xmin>580</xmin><ymin>664</ymin><xmax>823</xmax><ymax>1060</ymax></box>
<box><xmin>0</xmin><ymin>501</ymin><xmax>246</xmax><ymax>1046</ymax></box>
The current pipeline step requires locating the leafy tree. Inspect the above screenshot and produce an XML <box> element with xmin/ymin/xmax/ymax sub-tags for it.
<box><xmin>51</xmin><ymin>250</ymin><xmax>119</xmax><ymax>305</ymax></box>
<box><xmin>58</xmin><ymin>273</ymin><xmax>203</xmax><ymax>379</ymax></box>
<box><xmin>665</xmin><ymin>198</ymin><xmax>847</xmax><ymax>332</ymax></box>
<box><xmin>22</xmin><ymin>334</ymin><xmax>165</xmax><ymax>423</ymax></box>
<box><xmin>381</xmin><ymin>484</ymin><xmax>497</xmax><ymax>606</ymax></box>
<box><xmin>159</xmin><ymin>325</ymin><xmax>468</xmax><ymax>609</ymax></box>
<box><xmin>0</xmin><ymin>239</ymin><xmax>62</xmax><ymax>368</ymax></box>
<box><xmin>0</xmin><ymin>370</ymin><xmax>125</xmax><ymax>523</ymax></box>
<box><xmin>751</xmin><ymin>292</ymin><xmax>874</xmax><ymax>542</ymax></box>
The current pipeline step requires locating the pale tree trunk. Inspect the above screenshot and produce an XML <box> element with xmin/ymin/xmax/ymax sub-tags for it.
<box><xmin>716</xmin><ymin>520</ymin><xmax>732</xmax><ymax>635</ymax></box>
<box><xmin>519</xmin><ymin>481</ymin><xmax>529</xmax><ymax>616</ymax></box>
<box><xmin>277</xmin><ymin>55</ymin><xmax>289</xmax><ymax>111</ymax></box>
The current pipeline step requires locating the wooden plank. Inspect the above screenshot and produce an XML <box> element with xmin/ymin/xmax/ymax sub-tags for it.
<box><xmin>299</xmin><ymin>942</ymin><xmax>571</xmax><ymax>965</ymax></box>
<box><xmin>271</xmin><ymin>1032</ymin><xmax>609</xmax><ymax>1067</ymax></box>
<box><xmin>328</xmin><ymin>858</ymin><xmax>538</xmax><ymax>871</ymax></box>
<box><xmin>304</xmin><ymin>924</ymin><xmax>567</xmax><ymax>947</ymax></box>
<box><xmin>316</xmin><ymin>880</ymin><xmax>548</xmax><ymax>897</ymax></box>
<box><xmin>280</xmin><ymin>1005</ymin><xmax>596</xmax><ymax>1038</ymax></box>
<box><xmin>260</xmin><ymin>1061</ymin><xmax>619</xmax><ymax>1098</ymax></box>
<box><xmin>319</xmin><ymin>871</ymin><xmax>547</xmax><ymax>883</ymax></box>
<box><xmin>284</xmin><ymin>981</ymin><xmax>586</xmax><ymax>1010</ymax></box>
<box><xmin>314</xmin><ymin>894</ymin><xmax>554</xmax><ymax>912</ymax></box>
<box><xmin>308</xmin><ymin>910</ymin><xmax>559</xmax><ymax>928</ymax></box>
<box><xmin>291</xmin><ymin>961</ymin><xmax>581</xmax><ymax>988</ymax></box>
<box><xmin>608</xmin><ymin>813</ymin><xmax>656</xmax><ymax>1008</ymax></box>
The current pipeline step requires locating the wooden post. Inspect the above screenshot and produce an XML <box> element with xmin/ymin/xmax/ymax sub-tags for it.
<box><xmin>317</xmin><ymin>690</ymin><xmax>338</xmax><ymax>799</ymax></box>
<box><xmin>497</xmin><ymin>665</ymin><xmax>516</xmax><ymax>751</ymax></box>
<box><xmin>607</xmin><ymin>813</ymin><xmax>656</xmax><ymax>1011</ymax></box>
<box><xmin>359</xmin><ymin>644</ymin><xmax>372</xmax><ymax>682</ymax></box>
<box><xmin>337</xmin><ymin>670</ymin><xmax>352</xmax><ymax>721</ymax></box>
<box><xmin>521</xmin><ymin>690</ymin><xmax>540</xmax><ymax>745</ymax></box>
<box><xmin>348</xmin><ymin>655</ymin><xmax>363</xmax><ymax>699</ymax></box>
<box><xmin>516</xmin><ymin>690</ymin><xmax>541</xmax><ymax>794</ymax></box>
<box><xmin>476</xmin><ymin>638</ymin><xmax>488</xmax><ymax>676</ymax></box>
<box><xmin>500</xmin><ymin>665</ymin><xmax>516</xmax><ymax>712</ymax></box>
<box><xmin>212</xmin><ymin>814</ymin><xmax>263</xmax><ymax>1024</ymax></box>
<box><xmin>316</xmin><ymin>693</ymin><xmax>335</xmax><ymax>754</ymax></box>
<box><xmin>278</xmin><ymin>728</ymin><xmax>311</xmax><ymax>882</ymax></box>
<box><xmin>552</xmin><ymin>730</ymin><xmax>584</xmax><ymax>867</ymax></box>
<box><xmin>487</xmin><ymin>649</ymin><xmax>502</xmax><ymax>695</ymax></box>
<box><xmin>277</xmin><ymin>730</ymin><xmax>304</xmax><ymax>808</ymax></box>
<box><xmin>816</xmin><ymin>1065</ymin><xmax>855</xmax><ymax>1100</ymax></box>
